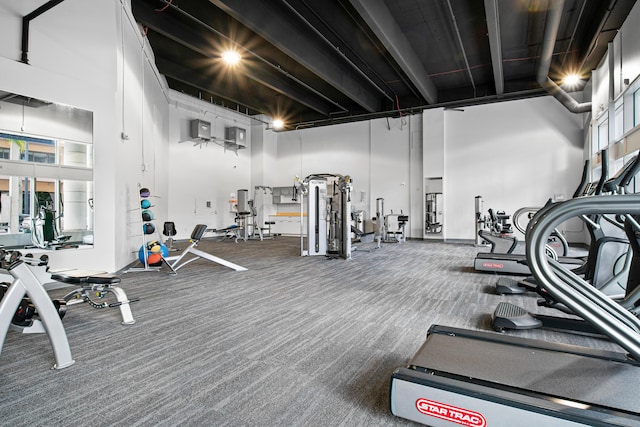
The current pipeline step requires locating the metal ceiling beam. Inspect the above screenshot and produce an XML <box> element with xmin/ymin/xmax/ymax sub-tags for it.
<box><xmin>484</xmin><ymin>0</ymin><xmax>504</xmax><ymax>96</ymax></box>
<box><xmin>348</xmin><ymin>0</ymin><xmax>437</xmax><ymax>104</ymax></box>
<box><xmin>578</xmin><ymin>0</ymin><xmax>618</xmax><ymax>72</ymax></box>
<box><xmin>133</xmin><ymin>3</ymin><xmax>337</xmax><ymax>116</ymax></box>
<box><xmin>445</xmin><ymin>0</ymin><xmax>476</xmax><ymax>97</ymax></box>
<box><xmin>280</xmin><ymin>0</ymin><xmax>394</xmax><ymax>104</ymax></box>
<box><xmin>209</xmin><ymin>0</ymin><xmax>382</xmax><ymax>112</ymax></box>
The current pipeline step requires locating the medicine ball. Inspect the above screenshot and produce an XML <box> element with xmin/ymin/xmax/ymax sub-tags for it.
<box><xmin>140</xmin><ymin>188</ymin><xmax>150</xmax><ymax>198</ymax></box>
<box><xmin>141</xmin><ymin>199</ymin><xmax>151</xmax><ymax>209</ymax></box>
<box><xmin>138</xmin><ymin>244</ymin><xmax>168</xmax><ymax>265</ymax></box>
<box><xmin>142</xmin><ymin>210</ymin><xmax>154</xmax><ymax>221</ymax></box>
<box><xmin>146</xmin><ymin>240</ymin><xmax>161</xmax><ymax>253</ymax></box>
<box><xmin>147</xmin><ymin>241</ymin><xmax>169</xmax><ymax>257</ymax></box>
<box><xmin>143</xmin><ymin>223</ymin><xmax>155</xmax><ymax>235</ymax></box>
<box><xmin>147</xmin><ymin>253</ymin><xmax>162</xmax><ymax>266</ymax></box>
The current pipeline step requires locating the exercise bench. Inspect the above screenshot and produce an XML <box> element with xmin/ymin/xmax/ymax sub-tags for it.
<box><xmin>52</xmin><ymin>271</ymin><xmax>138</xmax><ymax>325</ymax></box>
<box><xmin>165</xmin><ymin>224</ymin><xmax>247</xmax><ymax>273</ymax></box>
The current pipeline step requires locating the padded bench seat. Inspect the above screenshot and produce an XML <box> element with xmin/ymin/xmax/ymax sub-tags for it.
<box><xmin>51</xmin><ymin>271</ymin><xmax>120</xmax><ymax>285</ymax></box>
<box><xmin>55</xmin><ymin>270</ymin><xmax>134</xmax><ymax>325</ymax></box>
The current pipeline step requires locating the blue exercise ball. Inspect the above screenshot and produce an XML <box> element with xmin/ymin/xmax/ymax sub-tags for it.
<box><xmin>141</xmin><ymin>199</ymin><xmax>151</xmax><ymax>209</ymax></box>
<box><xmin>158</xmin><ymin>243</ymin><xmax>169</xmax><ymax>257</ymax></box>
<box><xmin>137</xmin><ymin>246</ymin><xmax>147</xmax><ymax>264</ymax></box>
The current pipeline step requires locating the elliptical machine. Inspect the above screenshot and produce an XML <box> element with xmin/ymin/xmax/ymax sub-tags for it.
<box><xmin>492</xmin><ymin>153</ymin><xmax>640</xmax><ymax>333</ymax></box>
<box><xmin>29</xmin><ymin>193</ymin><xmax>75</xmax><ymax>250</ymax></box>
<box><xmin>474</xmin><ymin>196</ymin><xmax>517</xmax><ymax>254</ymax></box>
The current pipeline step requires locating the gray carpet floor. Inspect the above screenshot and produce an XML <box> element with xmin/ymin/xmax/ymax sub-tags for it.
<box><xmin>0</xmin><ymin>237</ymin><xmax>620</xmax><ymax>426</ymax></box>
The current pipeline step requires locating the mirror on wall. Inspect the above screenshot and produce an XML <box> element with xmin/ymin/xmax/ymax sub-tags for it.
<box><xmin>0</xmin><ymin>91</ymin><xmax>93</xmax><ymax>250</ymax></box>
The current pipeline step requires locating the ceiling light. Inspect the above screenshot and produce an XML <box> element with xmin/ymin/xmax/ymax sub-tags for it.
<box><xmin>272</xmin><ymin>119</ymin><xmax>284</xmax><ymax>130</ymax></box>
<box><xmin>562</xmin><ymin>73</ymin><xmax>581</xmax><ymax>88</ymax></box>
<box><xmin>222</xmin><ymin>50</ymin><xmax>241</xmax><ymax>65</ymax></box>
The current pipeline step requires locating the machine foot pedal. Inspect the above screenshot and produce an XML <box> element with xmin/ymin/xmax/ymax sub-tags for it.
<box><xmin>495</xmin><ymin>277</ymin><xmax>527</xmax><ymax>295</ymax></box>
<box><xmin>492</xmin><ymin>302</ymin><xmax>542</xmax><ymax>331</ymax></box>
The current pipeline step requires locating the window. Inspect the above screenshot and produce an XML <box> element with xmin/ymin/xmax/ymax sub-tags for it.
<box><xmin>0</xmin><ymin>133</ymin><xmax>93</xmax><ymax>245</ymax></box>
<box><xmin>614</xmin><ymin>98</ymin><xmax>624</xmax><ymax>142</ymax></box>
<box><xmin>634</xmin><ymin>89</ymin><xmax>640</xmax><ymax>127</ymax></box>
<box><xmin>597</xmin><ymin>118</ymin><xmax>609</xmax><ymax>152</ymax></box>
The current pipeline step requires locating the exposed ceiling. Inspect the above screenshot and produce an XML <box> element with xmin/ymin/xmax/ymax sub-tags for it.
<box><xmin>131</xmin><ymin>0</ymin><xmax>637</xmax><ymax>130</ymax></box>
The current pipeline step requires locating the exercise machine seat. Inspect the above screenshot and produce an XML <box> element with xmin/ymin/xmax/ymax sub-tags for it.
<box><xmin>191</xmin><ymin>224</ymin><xmax>208</xmax><ymax>241</ymax></box>
<box><xmin>163</xmin><ymin>222</ymin><xmax>177</xmax><ymax>238</ymax></box>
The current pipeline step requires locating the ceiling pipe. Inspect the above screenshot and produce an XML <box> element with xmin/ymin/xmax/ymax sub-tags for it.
<box><xmin>537</xmin><ymin>0</ymin><xmax>591</xmax><ymax>114</ymax></box>
<box><xmin>21</xmin><ymin>0</ymin><xmax>65</xmax><ymax>64</ymax></box>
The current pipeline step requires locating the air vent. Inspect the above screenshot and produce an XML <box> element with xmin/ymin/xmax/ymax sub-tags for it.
<box><xmin>225</xmin><ymin>126</ymin><xmax>246</xmax><ymax>148</ymax></box>
<box><xmin>190</xmin><ymin>119</ymin><xmax>211</xmax><ymax>140</ymax></box>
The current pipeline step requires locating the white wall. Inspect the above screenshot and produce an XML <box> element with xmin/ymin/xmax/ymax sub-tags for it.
<box><xmin>592</xmin><ymin>51</ymin><xmax>610</xmax><ymax>117</ymax></box>
<box><xmin>250</xmin><ymin>115</ymin><xmax>278</xmax><ymax>225</ymax></box>
<box><xmin>276</xmin><ymin>121</ymin><xmax>371</xmax><ymax>213</ymax></box>
<box><xmin>0</xmin><ymin>0</ymin><xmax>118</xmax><ymax>271</ymax></box>
<box><xmin>273</xmin><ymin>99</ymin><xmax>584</xmax><ymax>244</ymax></box>
<box><xmin>621</xmin><ymin>2</ymin><xmax>640</xmax><ymax>89</ymax></box>
<box><xmin>444</xmin><ymin>96</ymin><xmax>584</xmax><ymax>242</ymax></box>
<box><xmin>166</xmin><ymin>91</ymin><xmax>252</xmax><ymax>239</ymax></box>
<box><xmin>115</xmin><ymin>4</ymin><xmax>172</xmax><ymax>269</ymax></box>
<box><xmin>0</xmin><ymin>0</ymin><xmax>170</xmax><ymax>272</ymax></box>
<box><xmin>275</xmin><ymin>115</ymin><xmax>419</xmax><ymax>233</ymax></box>
<box><xmin>0</xmin><ymin>101</ymin><xmax>92</xmax><ymax>144</ymax></box>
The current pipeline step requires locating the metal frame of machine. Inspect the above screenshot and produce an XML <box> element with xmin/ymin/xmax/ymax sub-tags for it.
<box><xmin>391</xmin><ymin>194</ymin><xmax>640</xmax><ymax>426</ymax></box>
<box><xmin>295</xmin><ymin>174</ymin><xmax>352</xmax><ymax>259</ymax></box>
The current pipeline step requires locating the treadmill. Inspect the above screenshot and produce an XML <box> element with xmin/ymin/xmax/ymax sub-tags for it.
<box><xmin>473</xmin><ymin>249</ymin><xmax>583</xmax><ymax>275</ymax></box>
<box><xmin>391</xmin><ymin>194</ymin><xmax>640</xmax><ymax>426</ymax></box>
<box><xmin>473</xmin><ymin>159</ymin><xmax>594</xmax><ymax>275</ymax></box>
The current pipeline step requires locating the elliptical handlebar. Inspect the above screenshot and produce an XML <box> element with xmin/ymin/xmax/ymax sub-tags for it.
<box><xmin>572</xmin><ymin>159</ymin><xmax>591</xmax><ymax>198</ymax></box>
<box><xmin>525</xmin><ymin>193</ymin><xmax>640</xmax><ymax>361</ymax></box>
<box><xmin>602</xmin><ymin>153</ymin><xmax>639</xmax><ymax>194</ymax></box>
<box><xmin>593</xmin><ymin>148</ymin><xmax>609</xmax><ymax>196</ymax></box>
<box><xmin>619</xmin><ymin>154</ymin><xmax>640</xmax><ymax>191</ymax></box>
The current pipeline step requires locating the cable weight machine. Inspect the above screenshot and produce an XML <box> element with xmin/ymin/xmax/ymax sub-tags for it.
<box><xmin>294</xmin><ymin>174</ymin><xmax>352</xmax><ymax>259</ymax></box>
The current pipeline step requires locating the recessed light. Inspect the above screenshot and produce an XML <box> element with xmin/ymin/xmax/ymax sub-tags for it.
<box><xmin>222</xmin><ymin>50</ymin><xmax>241</xmax><ymax>65</ymax></box>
